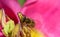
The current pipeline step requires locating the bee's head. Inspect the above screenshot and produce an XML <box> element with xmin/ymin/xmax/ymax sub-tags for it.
<box><xmin>18</xmin><ymin>12</ymin><xmax>35</xmax><ymax>28</ymax></box>
<box><xmin>18</xmin><ymin>12</ymin><xmax>26</xmax><ymax>23</ymax></box>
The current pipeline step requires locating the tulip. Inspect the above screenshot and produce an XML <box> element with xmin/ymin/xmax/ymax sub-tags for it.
<box><xmin>21</xmin><ymin>0</ymin><xmax>60</xmax><ymax>37</ymax></box>
<box><xmin>0</xmin><ymin>0</ymin><xmax>60</xmax><ymax>37</ymax></box>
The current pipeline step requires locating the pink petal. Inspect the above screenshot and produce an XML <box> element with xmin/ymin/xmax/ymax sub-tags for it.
<box><xmin>0</xmin><ymin>0</ymin><xmax>21</xmax><ymax>23</ymax></box>
<box><xmin>22</xmin><ymin>0</ymin><xmax>60</xmax><ymax>37</ymax></box>
<box><xmin>24</xmin><ymin>0</ymin><xmax>37</xmax><ymax>6</ymax></box>
<box><xmin>0</xmin><ymin>2</ymin><xmax>2</xmax><ymax>8</ymax></box>
<box><xmin>0</xmin><ymin>25</ymin><xmax>5</xmax><ymax>37</ymax></box>
<box><xmin>0</xmin><ymin>32</ymin><xmax>3</xmax><ymax>36</ymax></box>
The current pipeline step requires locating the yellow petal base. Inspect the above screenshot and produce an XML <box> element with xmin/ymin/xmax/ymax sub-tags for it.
<box><xmin>31</xmin><ymin>29</ymin><xmax>44</xmax><ymax>37</ymax></box>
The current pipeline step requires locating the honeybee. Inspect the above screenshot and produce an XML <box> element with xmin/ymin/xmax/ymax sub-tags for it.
<box><xmin>18</xmin><ymin>13</ymin><xmax>35</xmax><ymax>37</ymax></box>
<box><xmin>18</xmin><ymin>13</ymin><xmax>35</xmax><ymax>28</ymax></box>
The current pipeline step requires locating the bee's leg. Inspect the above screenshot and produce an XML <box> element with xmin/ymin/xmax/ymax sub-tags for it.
<box><xmin>26</xmin><ymin>32</ymin><xmax>31</xmax><ymax>37</ymax></box>
<box><xmin>20</xmin><ymin>30</ymin><xmax>26</xmax><ymax>37</ymax></box>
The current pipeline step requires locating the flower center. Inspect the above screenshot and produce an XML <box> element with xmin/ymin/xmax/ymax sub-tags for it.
<box><xmin>0</xmin><ymin>9</ymin><xmax>44</xmax><ymax>37</ymax></box>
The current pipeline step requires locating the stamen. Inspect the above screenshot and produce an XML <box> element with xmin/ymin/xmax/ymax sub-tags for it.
<box><xmin>0</xmin><ymin>9</ymin><xmax>6</xmax><ymax>27</ymax></box>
